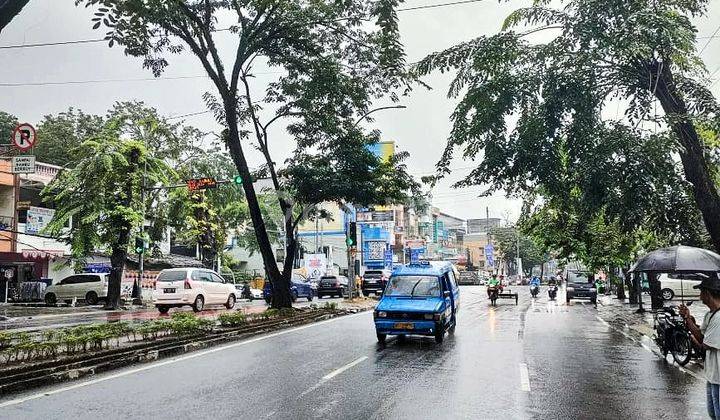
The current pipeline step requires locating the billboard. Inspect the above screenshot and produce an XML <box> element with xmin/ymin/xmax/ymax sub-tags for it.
<box><xmin>367</xmin><ymin>141</ymin><xmax>395</xmax><ymax>163</ymax></box>
<box><xmin>304</xmin><ymin>253</ymin><xmax>327</xmax><ymax>279</ymax></box>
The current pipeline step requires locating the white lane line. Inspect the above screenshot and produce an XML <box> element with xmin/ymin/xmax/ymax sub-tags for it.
<box><xmin>595</xmin><ymin>315</ymin><xmax>610</xmax><ymax>327</ymax></box>
<box><xmin>519</xmin><ymin>363</ymin><xmax>531</xmax><ymax>392</ymax></box>
<box><xmin>298</xmin><ymin>356</ymin><xmax>369</xmax><ymax>398</ymax></box>
<box><xmin>0</xmin><ymin>311</ymin><xmax>370</xmax><ymax>408</ymax></box>
<box><xmin>322</xmin><ymin>356</ymin><xmax>368</xmax><ymax>381</ymax></box>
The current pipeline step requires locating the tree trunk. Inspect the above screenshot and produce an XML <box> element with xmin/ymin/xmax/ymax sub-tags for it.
<box><xmin>627</xmin><ymin>273</ymin><xmax>638</xmax><ymax>304</ymax></box>
<box><xmin>652</xmin><ymin>63</ymin><xmax>720</xmax><ymax>252</ymax></box>
<box><xmin>616</xmin><ymin>267</ymin><xmax>627</xmax><ymax>300</ymax></box>
<box><xmin>106</xmin><ymin>244</ymin><xmax>128</xmax><ymax>309</ymax></box>
<box><xmin>223</xmin><ymin>103</ymin><xmax>291</xmax><ymax>307</ymax></box>
<box><xmin>192</xmin><ymin>193</ymin><xmax>217</xmax><ymax>269</ymax></box>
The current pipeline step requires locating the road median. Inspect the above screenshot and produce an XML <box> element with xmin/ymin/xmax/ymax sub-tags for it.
<box><xmin>0</xmin><ymin>303</ymin><xmax>372</xmax><ymax>396</ymax></box>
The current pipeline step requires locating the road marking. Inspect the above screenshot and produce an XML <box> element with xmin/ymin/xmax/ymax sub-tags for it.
<box><xmin>519</xmin><ymin>363</ymin><xmax>530</xmax><ymax>392</ymax></box>
<box><xmin>0</xmin><ymin>311</ymin><xmax>370</xmax><ymax>408</ymax></box>
<box><xmin>298</xmin><ymin>356</ymin><xmax>369</xmax><ymax>398</ymax></box>
<box><xmin>322</xmin><ymin>356</ymin><xmax>368</xmax><ymax>381</ymax></box>
<box><xmin>595</xmin><ymin>315</ymin><xmax>610</xmax><ymax>327</ymax></box>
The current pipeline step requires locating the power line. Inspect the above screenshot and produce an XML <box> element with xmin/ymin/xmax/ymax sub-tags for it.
<box><xmin>699</xmin><ymin>24</ymin><xmax>720</xmax><ymax>54</ymax></box>
<box><xmin>0</xmin><ymin>75</ymin><xmax>208</xmax><ymax>87</ymax></box>
<box><xmin>0</xmin><ymin>1</ymin><xmax>489</xmax><ymax>50</ymax></box>
<box><xmin>397</xmin><ymin>0</ymin><xmax>486</xmax><ymax>12</ymax></box>
<box><xmin>166</xmin><ymin>110</ymin><xmax>213</xmax><ymax>120</ymax></box>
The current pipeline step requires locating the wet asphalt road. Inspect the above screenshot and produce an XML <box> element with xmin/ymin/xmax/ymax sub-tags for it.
<box><xmin>0</xmin><ymin>286</ymin><xmax>708</xmax><ymax>419</ymax></box>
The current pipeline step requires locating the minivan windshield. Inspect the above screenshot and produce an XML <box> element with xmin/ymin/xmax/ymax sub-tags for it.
<box><xmin>384</xmin><ymin>276</ymin><xmax>441</xmax><ymax>297</ymax></box>
<box><xmin>568</xmin><ymin>271</ymin><xmax>591</xmax><ymax>284</ymax></box>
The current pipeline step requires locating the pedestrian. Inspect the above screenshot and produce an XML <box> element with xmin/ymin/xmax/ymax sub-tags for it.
<box><xmin>679</xmin><ymin>276</ymin><xmax>720</xmax><ymax>419</ymax></box>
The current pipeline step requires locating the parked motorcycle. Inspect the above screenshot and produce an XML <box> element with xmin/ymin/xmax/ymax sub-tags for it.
<box><xmin>548</xmin><ymin>285</ymin><xmax>558</xmax><ymax>301</ymax></box>
<box><xmin>653</xmin><ymin>304</ymin><xmax>698</xmax><ymax>366</ymax></box>
<box><xmin>530</xmin><ymin>285</ymin><xmax>539</xmax><ymax>298</ymax></box>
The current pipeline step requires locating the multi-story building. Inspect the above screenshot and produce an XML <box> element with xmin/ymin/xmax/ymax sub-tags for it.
<box><xmin>467</xmin><ymin>217</ymin><xmax>503</xmax><ymax>234</ymax></box>
<box><xmin>0</xmin><ymin>159</ymin><xmax>73</xmax><ymax>301</ymax></box>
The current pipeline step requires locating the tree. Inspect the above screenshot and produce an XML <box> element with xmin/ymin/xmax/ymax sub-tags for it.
<box><xmin>489</xmin><ymin>226</ymin><xmax>543</xmax><ymax>276</ymax></box>
<box><xmin>417</xmin><ymin>0</ymin><xmax>720</xmax><ymax>250</ymax></box>
<box><xmin>35</xmin><ymin>109</ymin><xmax>104</xmax><ymax>166</ymax></box>
<box><xmin>0</xmin><ymin>111</ymin><xmax>18</xmax><ymax>150</ymax></box>
<box><xmin>0</xmin><ymin>0</ymin><xmax>30</xmax><ymax>34</ymax></box>
<box><xmin>44</xmin><ymin>125</ymin><xmax>171</xmax><ymax>309</ymax></box>
<box><xmin>79</xmin><ymin>0</ymin><xmax>417</xmax><ymax>308</ymax></box>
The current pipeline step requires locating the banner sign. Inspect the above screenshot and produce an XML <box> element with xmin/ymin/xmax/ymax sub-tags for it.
<box><xmin>304</xmin><ymin>253</ymin><xmax>327</xmax><ymax>279</ymax></box>
<box><xmin>26</xmin><ymin>206</ymin><xmax>55</xmax><ymax>234</ymax></box>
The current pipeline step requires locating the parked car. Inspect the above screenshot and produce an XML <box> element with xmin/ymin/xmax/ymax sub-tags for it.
<box><xmin>374</xmin><ymin>261</ymin><xmax>460</xmax><ymax>344</ymax></box>
<box><xmin>362</xmin><ymin>269</ymin><xmax>391</xmax><ymax>296</ymax></box>
<box><xmin>153</xmin><ymin>268</ymin><xmax>236</xmax><ymax>313</ymax></box>
<box><xmin>44</xmin><ymin>273</ymin><xmax>109</xmax><ymax>305</ymax></box>
<box><xmin>317</xmin><ymin>275</ymin><xmax>349</xmax><ymax>298</ymax></box>
<box><xmin>234</xmin><ymin>284</ymin><xmax>263</xmax><ymax>300</ymax></box>
<box><xmin>659</xmin><ymin>273</ymin><xmax>703</xmax><ymax>301</ymax></box>
<box><xmin>262</xmin><ymin>274</ymin><xmax>316</xmax><ymax>303</ymax></box>
<box><xmin>565</xmin><ymin>270</ymin><xmax>597</xmax><ymax>304</ymax></box>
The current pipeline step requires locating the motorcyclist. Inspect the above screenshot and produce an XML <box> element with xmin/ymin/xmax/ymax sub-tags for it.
<box><xmin>529</xmin><ymin>276</ymin><xmax>541</xmax><ymax>296</ymax></box>
<box><xmin>487</xmin><ymin>273</ymin><xmax>501</xmax><ymax>298</ymax></box>
<box><xmin>242</xmin><ymin>282</ymin><xmax>252</xmax><ymax>300</ymax></box>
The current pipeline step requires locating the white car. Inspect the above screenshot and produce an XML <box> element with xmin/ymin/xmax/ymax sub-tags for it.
<box><xmin>233</xmin><ymin>284</ymin><xmax>264</xmax><ymax>300</ymax></box>
<box><xmin>44</xmin><ymin>273</ymin><xmax>109</xmax><ymax>306</ymax></box>
<box><xmin>153</xmin><ymin>268</ymin><xmax>236</xmax><ymax>313</ymax></box>
<box><xmin>659</xmin><ymin>273</ymin><xmax>703</xmax><ymax>301</ymax></box>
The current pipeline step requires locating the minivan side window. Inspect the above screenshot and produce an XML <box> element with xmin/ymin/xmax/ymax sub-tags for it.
<box><xmin>77</xmin><ymin>275</ymin><xmax>101</xmax><ymax>283</ymax></box>
<box><xmin>198</xmin><ymin>271</ymin><xmax>214</xmax><ymax>282</ymax></box>
<box><xmin>447</xmin><ymin>270</ymin><xmax>458</xmax><ymax>289</ymax></box>
<box><xmin>211</xmin><ymin>273</ymin><xmax>225</xmax><ymax>283</ymax></box>
<box><xmin>61</xmin><ymin>276</ymin><xmax>79</xmax><ymax>285</ymax></box>
<box><xmin>191</xmin><ymin>270</ymin><xmax>201</xmax><ymax>281</ymax></box>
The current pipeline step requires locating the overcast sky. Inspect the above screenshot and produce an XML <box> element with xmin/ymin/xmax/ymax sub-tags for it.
<box><xmin>1</xmin><ymin>0</ymin><xmax>719</xmax><ymax>223</ymax></box>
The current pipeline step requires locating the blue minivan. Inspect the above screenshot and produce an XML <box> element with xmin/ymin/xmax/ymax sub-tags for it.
<box><xmin>263</xmin><ymin>273</ymin><xmax>316</xmax><ymax>304</ymax></box>
<box><xmin>374</xmin><ymin>261</ymin><xmax>460</xmax><ymax>344</ymax></box>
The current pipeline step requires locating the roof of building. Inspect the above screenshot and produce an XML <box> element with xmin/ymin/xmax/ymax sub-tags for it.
<box><xmin>392</xmin><ymin>260</ymin><xmax>454</xmax><ymax>277</ymax></box>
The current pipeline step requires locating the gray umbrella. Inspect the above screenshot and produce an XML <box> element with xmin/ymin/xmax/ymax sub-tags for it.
<box><xmin>630</xmin><ymin>245</ymin><xmax>720</xmax><ymax>273</ymax></box>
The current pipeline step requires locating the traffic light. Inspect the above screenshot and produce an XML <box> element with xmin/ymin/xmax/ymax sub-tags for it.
<box><xmin>134</xmin><ymin>237</ymin><xmax>145</xmax><ymax>254</ymax></box>
<box><xmin>347</xmin><ymin>222</ymin><xmax>357</xmax><ymax>247</ymax></box>
<box><xmin>233</xmin><ymin>175</ymin><xmax>243</xmax><ymax>185</ymax></box>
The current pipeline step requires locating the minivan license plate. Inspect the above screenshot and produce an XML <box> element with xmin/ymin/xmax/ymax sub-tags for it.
<box><xmin>394</xmin><ymin>322</ymin><xmax>414</xmax><ymax>330</ymax></box>
<box><xmin>163</xmin><ymin>288</ymin><xmax>176</xmax><ymax>293</ymax></box>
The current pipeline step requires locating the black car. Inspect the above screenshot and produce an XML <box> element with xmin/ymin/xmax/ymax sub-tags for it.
<box><xmin>317</xmin><ymin>275</ymin><xmax>349</xmax><ymax>298</ymax></box>
<box><xmin>565</xmin><ymin>270</ymin><xmax>597</xmax><ymax>304</ymax></box>
<box><xmin>361</xmin><ymin>269</ymin><xmax>390</xmax><ymax>296</ymax></box>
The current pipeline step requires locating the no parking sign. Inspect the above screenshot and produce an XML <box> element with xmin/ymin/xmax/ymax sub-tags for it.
<box><xmin>11</xmin><ymin>123</ymin><xmax>37</xmax><ymax>151</ymax></box>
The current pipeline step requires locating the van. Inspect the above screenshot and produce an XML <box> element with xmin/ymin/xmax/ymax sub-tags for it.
<box><xmin>44</xmin><ymin>273</ymin><xmax>109</xmax><ymax>305</ymax></box>
<box><xmin>373</xmin><ymin>261</ymin><xmax>460</xmax><ymax>344</ymax></box>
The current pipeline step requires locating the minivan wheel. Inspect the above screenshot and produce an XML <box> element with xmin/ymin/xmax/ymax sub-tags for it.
<box><xmin>225</xmin><ymin>294</ymin><xmax>236</xmax><ymax>309</ymax></box>
<box><xmin>307</xmin><ymin>294</ymin><xmax>314</xmax><ymax>302</ymax></box>
<box><xmin>45</xmin><ymin>293</ymin><xmax>57</xmax><ymax>305</ymax></box>
<box><xmin>376</xmin><ymin>332</ymin><xmax>386</xmax><ymax>343</ymax></box>
<box><xmin>192</xmin><ymin>295</ymin><xmax>204</xmax><ymax>312</ymax></box>
<box><xmin>291</xmin><ymin>290</ymin><xmax>298</xmax><ymax>303</ymax></box>
<box><xmin>157</xmin><ymin>305</ymin><xmax>170</xmax><ymax>314</ymax></box>
<box><xmin>264</xmin><ymin>297</ymin><xmax>271</xmax><ymax>304</ymax></box>
<box><xmin>85</xmin><ymin>291</ymin><xmax>99</xmax><ymax>305</ymax></box>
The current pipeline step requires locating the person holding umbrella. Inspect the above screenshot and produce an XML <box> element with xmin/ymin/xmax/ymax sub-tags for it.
<box><xmin>679</xmin><ymin>278</ymin><xmax>720</xmax><ymax>419</ymax></box>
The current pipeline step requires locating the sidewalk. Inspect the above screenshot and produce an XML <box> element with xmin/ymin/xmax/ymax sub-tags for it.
<box><xmin>596</xmin><ymin>293</ymin><xmax>706</xmax><ymax>378</ymax></box>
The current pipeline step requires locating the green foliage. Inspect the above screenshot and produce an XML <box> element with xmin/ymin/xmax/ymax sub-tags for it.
<box><xmin>217</xmin><ymin>312</ymin><xmax>247</xmax><ymax>327</ymax></box>
<box><xmin>35</xmin><ymin>108</ymin><xmax>104</xmax><ymax>166</ymax></box>
<box><xmin>43</xmin><ymin>129</ymin><xmax>172</xmax><ymax>259</ymax></box>
<box><xmin>77</xmin><ymin>0</ymin><xmax>421</xmax><ymax>307</ymax></box>
<box><xmin>416</xmin><ymin>0</ymin><xmax>717</xmax><ymax>266</ymax></box>
<box><xmin>489</xmin><ymin>227</ymin><xmax>544</xmax><ymax>275</ymax></box>
<box><xmin>0</xmin><ymin>111</ymin><xmax>18</xmax><ymax>147</ymax></box>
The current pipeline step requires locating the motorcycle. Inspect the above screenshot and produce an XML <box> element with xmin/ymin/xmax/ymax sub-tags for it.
<box><xmin>548</xmin><ymin>284</ymin><xmax>558</xmax><ymax>301</ymax></box>
<box><xmin>530</xmin><ymin>285</ymin><xmax>539</xmax><ymax>298</ymax></box>
<box><xmin>487</xmin><ymin>286</ymin><xmax>499</xmax><ymax>306</ymax></box>
<box><xmin>653</xmin><ymin>303</ymin><xmax>698</xmax><ymax>366</ymax></box>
